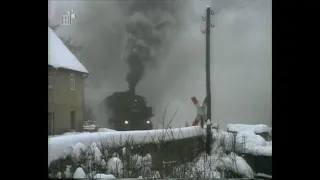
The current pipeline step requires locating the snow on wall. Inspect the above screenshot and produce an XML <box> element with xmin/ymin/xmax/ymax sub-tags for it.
<box><xmin>227</xmin><ymin>124</ymin><xmax>269</xmax><ymax>134</ymax></box>
<box><xmin>48</xmin><ymin>27</ymin><xmax>89</xmax><ymax>74</ymax></box>
<box><xmin>48</xmin><ymin>126</ymin><xmax>204</xmax><ymax>166</ymax></box>
<box><xmin>214</xmin><ymin>129</ymin><xmax>272</xmax><ymax>157</ymax></box>
<box><xmin>48</xmin><ymin>131</ymin><xmax>90</xmax><ymax>138</ymax></box>
<box><xmin>238</xmin><ymin>131</ymin><xmax>271</xmax><ymax>156</ymax></box>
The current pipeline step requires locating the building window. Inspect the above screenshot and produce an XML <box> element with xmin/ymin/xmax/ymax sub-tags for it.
<box><xmin>48</xmin><ymin>72</ymin><xmax>53</xmax><ymax>89</ymax></box>
<box><xmin>48</xmin><ymin>112</ymin><xmax>55</xmax><ymax>136</ymax></box>
<box><xmin>70</xmin><ymin>73</ymin><xmax>76</xmax><ymax>91</ymax></box>
<box><xmin>70</xmin><ymin>111</ymin><xmax>76</xmax><ymax>130</ymax></box>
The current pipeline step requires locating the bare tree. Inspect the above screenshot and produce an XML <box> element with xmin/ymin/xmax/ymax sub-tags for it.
<box><xmin>84</xmin><ymin>103</ymin><xmax>95</xmax><ymax>123</ymax></box>
<box><xmin>185</xmin><ymin>121</ymin><xmax>189</xmax><ymax>127</ymax></box>
<box><xmin>49</xmin><ymin>24</ymin><xmax>60</xmax><ymax>31</ymax></box>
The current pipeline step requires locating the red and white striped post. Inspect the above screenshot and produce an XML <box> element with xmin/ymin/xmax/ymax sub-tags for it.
<box><xmin>191</xmin><ymin>96</ymin><xmax>207</xmax><ymax>128</ymax></box>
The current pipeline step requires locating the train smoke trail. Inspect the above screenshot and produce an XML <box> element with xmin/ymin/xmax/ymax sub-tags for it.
<box><xmin>122</xmin><ymin>0</ymin><xmax>179</xmax><ymax>92</ymax></box>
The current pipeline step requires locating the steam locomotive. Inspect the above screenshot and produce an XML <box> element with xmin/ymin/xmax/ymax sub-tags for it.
<box><xmin>100</xmin><ymin>90</ymin><xmax>154</xmax><ymax>131</ymax></box>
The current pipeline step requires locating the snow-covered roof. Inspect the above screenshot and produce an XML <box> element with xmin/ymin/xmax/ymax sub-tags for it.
<box><xmin>48</xmin><ymin>27</ymin><xmax>89</xmax><ymax>74</ymax></box>
<box><xmin>227</xmin><ymin>124</ymin><xmax>269</xmax><ymax>134</ymax></box>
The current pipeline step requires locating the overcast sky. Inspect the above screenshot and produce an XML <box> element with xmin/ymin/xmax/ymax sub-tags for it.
<box><xmin>48</xmin><ymin>0</ymin><xmax>271</xmax><ymax>129</ymax></box>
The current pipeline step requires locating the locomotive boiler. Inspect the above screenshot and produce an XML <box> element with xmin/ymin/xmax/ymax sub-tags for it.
<box><xmin>100</xmin><ymin>90</ymin><xmax>154</xmax><ymax>131</ymax></box>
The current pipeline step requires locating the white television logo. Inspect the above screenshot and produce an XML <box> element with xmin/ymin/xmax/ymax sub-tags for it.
<box><xmin>62</xmin><ymin>10</ymin><xmax>76</xmax><ymax>26</ymax></box>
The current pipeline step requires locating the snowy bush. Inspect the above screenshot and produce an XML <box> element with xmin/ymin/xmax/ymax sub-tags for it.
<box><xmin>49</xmin><ymin>137</ymin><xmax>257</xmax><ymax>179</ymax></box>
<box><xmin>169</xmin><ymin>150</ymin><xmax>254</xmax><ymax>179</ymax></box>
<box><xmin>49</xmin><ymin>141</ymin><xmax>162</xmax><ymax>179</ymax></box>
<box><xmin>165</xmin><ymin>127</ymin><xmax>270</xmax><ymax>179</ymax></box>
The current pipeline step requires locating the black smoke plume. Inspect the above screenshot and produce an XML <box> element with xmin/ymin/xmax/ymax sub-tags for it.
<box><xmin>122</xmin><ymin>0</ymin><xmax>179</xmax><ymax>92</ymax></box>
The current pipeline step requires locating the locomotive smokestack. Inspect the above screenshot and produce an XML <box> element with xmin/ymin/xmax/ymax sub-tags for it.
<box><xmin>128</xmin><ymin>85</ymin><xmax>136</xmax><ymax>95</ymax></box>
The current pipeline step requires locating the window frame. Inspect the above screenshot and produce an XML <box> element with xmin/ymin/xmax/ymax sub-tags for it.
<box><xmin>70</xmin><ymin>73</ymin><xmax>76</xmax><ymax>91</ymax></box>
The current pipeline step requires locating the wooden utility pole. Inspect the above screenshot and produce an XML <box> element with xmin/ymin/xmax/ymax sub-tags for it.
<box><xmin>204</xmin><ymin>6</ymin><xmax>215</xmax><ymax>126</ymax></box>
<box><xmin>202</xmin><ymin>6</ymin><xmax>215</xmax><ymax>155</ymax></box>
